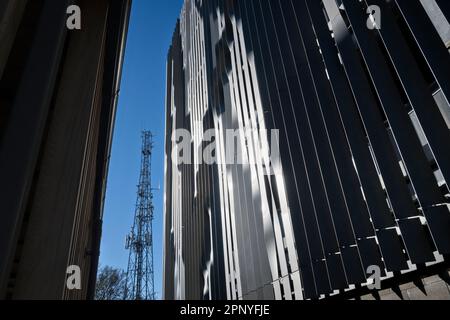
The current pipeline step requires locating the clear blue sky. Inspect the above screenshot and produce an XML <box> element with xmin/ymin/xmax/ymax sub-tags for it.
<box><xmin>99</xmin><ymin>0</ymin><xmax>183</xmax><ymax>300</ymax></box>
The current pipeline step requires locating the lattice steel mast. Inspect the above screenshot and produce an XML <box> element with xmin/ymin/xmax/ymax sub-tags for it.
<box><xmin>124</xmin><ymin>131</ymin><xmax>155</xmax><ymax>300</ymax></box>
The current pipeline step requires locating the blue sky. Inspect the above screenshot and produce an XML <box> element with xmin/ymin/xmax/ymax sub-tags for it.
<box><xmin>99</xmin><ymin>0</ymin><xmax>183</xmax><ymax>300</ymax></box>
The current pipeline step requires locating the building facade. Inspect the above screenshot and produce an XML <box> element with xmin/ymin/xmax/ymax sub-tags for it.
<box><xmin>0</xmin><ymin>0</ymin><xmax>131</xmax><ymax>299</ymax></box>
<box><xmin>164</xmin><ymin>0</ymin><xmax>450</xmax><ymax>300</ymax></box>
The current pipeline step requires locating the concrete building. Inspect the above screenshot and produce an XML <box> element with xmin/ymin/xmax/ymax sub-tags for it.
<box><xmin>163</xmin><ymin>0</ymin><xmax>450</xmax><ymax>300</ymax></box>
<box><xmin>0</xmin><ymin>0</ymin><xmax>131</xmax><ymax>299</ymax></box>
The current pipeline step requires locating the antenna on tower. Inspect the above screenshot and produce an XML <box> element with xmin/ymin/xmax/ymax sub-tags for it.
<box><xmin>123</xmin><ymin>131</ymin><xmax>156</xmax><ymax>300</ymax></box>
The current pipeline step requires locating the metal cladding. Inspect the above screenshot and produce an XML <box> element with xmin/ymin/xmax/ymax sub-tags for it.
<box><xmin>0</xmin><ymin>0</ymin><xmax>131</xmax><ymax>299</ymax></box>
<box><xmin>163</xmin><ymin>0</ymin><xmax>450</xmax><ymax>300</ymax></box>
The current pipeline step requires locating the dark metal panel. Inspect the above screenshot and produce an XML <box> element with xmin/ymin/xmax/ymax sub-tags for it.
<box><xmin>87</xmin><ymin>0</ymin><xmax>132</xmax><ymax>300</ymax></box>
<box><xmin>340</xmin><ymin>247</ymin><xmax>367</xmax><ymax>285</ymax></box>
<box><xmin>287</xmin><ymin>0</ymin><xmax>374</xmax><ymax>240</ymax></box>
<box><xmin>326</xmin><ymin>253</ymin><xmax>348</xmax><ymax>290</ymax></box>
<box><xmin>284</xmin><ymin>0</ymin><xmax>378</xmax><ymax>290</ymax></box>
<box><xmin>367</xmin><ymin>0</ymin><xmax>450</xmax><ymax>187</ymax></box>
<box><xmin>164</xmin><ymin>0</ymin><xmax>450</xmax><ymax>300</ymax></box>
<box><xmin>397</xmin><ymin>218</ymin><xmax>436</xmax><ymax>264</ymax></box>
<box><xmin>263</xmin><ymin>0</ymin><xmax>341</xmax><ymax>254</ymax></box>
<box><xmin>262</xmin><ymin>0</ymin><xmax>356</xmax><ymax>294</ymax></box>
<box><xmin>11</xmin><ymin>0</ymin><xmax>112</xmax><ymax>300</ymax></box>
<box><xmin>377</xmin><ymin>229</ymin><xmax>409</xmax><ymax>272</ymax></box>
<box><xmin>0</xmin><ymin>0</ymin><xmax>72</xmax><ymax>297</ymax></box>
<box><xmin>269</xmin><ymin>0</ymin><xmax>356</xmax><ymax>249</ymax></box>
<box><xmin>296</xmin><ymin>263</ymin><xmax>317</xmax><ymax>300</ymax></box>
<box><xmin>304</xmin><ymin>0</ymin><xmax>396</xmax><ymax>230</ymax></box>
<box><xmin>435</xmin><ymin>0</ymin><xmax>450</xmax><ymax>23</ymax></box>
<box><xmin>422</xmin><ymin>205</ymin><xmax>450</xmax><ymax>254</ymax></box>
<box><xmin>342</xmin><ymin>0</ymin><xmax>446</xmax><ymax>208</ymax></box>
<box><xmin>0</xmin><ymin>0</ymin><xmax>28</xmax><ymax>80</ymax></box>
<box><xmin>322</xmin><ymin>0</ymin><xmax>419</xmax><ymax>222</ymax></box>
<box><xmin>395</xmin><ymin>0</ymin><xmax>450</xmax><ymax>107</ymax></box>
<box><xmin>341</xmin><ymin>0</ymin><xmax>442</xmax><ymax>262</ymax></box>
<box><xmin>244</xmin><ymin>0</ymin><xmax>326</xmax><ymax>299</ymax></box>
<box><xmin>356</xmin><ymin>239</ymin><xmax>386</xmax><ymax>278</ymax></box>
<box><xmin>254</xmin><ymin>0</ymin><xmax>340</xmax><ymax>254</ymax></box>
<box><xmin>313</xmin><ymin>260</ymin><xmax>332</xmax><ymax>296</ymax></box>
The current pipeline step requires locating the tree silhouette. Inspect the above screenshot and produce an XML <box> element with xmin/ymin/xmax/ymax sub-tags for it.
<box><xmin>95</xmin><ymin>266</ymin><xmax>126</xmax><ymax>300</ymax></box>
